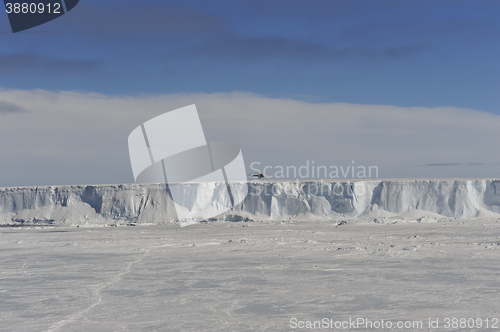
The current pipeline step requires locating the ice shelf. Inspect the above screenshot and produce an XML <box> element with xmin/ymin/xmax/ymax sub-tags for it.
<box><xmin>1</xmin><ymin>179</ymin><xmax>500</xmax><ymax>225</ymax></box>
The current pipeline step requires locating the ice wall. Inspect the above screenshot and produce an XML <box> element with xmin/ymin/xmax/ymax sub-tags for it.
<box><xmin>1</xmin><ymin>179</ymin><xmax>500</xmax><ymax>225</ymax></box>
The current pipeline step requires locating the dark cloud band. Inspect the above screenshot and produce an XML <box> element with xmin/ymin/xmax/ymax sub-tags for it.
<box><xmin>0</xmin><ymin>100</ymin><xmax>29</xmax><ymax>114</ymax></box>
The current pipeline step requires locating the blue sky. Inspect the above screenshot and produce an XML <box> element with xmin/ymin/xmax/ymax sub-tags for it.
<box><xmin>1</xmin><ymin>0</ymin><xmax>500</xmax><ymax>112</ymax></box>
<box><xmin>1</xmin><ymin>1</ymin><xmax>500</xmax><ymax>186</ymax></box>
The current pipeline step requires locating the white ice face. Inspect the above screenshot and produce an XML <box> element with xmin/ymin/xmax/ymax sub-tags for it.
<box><xmin>128</xmin><ymin>104</ymin><xmax>248</xmax><ymax>224</ymax></box>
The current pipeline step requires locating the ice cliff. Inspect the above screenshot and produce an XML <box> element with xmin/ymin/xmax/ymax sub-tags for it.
<box><xmin>1</xmin><ymin>179</ymin><xmax>500</xmax><ymax>225</ymax></box>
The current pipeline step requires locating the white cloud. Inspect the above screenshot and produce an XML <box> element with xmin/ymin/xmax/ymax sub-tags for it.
<box><xmin>0</xmin><ymin>88</ymin><xmax>499</xmax><ymax>187</ymax></box>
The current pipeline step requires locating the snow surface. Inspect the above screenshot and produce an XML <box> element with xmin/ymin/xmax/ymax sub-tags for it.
<box><xmin>1</xmin><ymin>219</ymin><xmax>500</xmax><ymax>331</ymax></box>
<box><xmin>1</xmin><ymin>179</ymin><xmax>500</xmax><ymax>225</ymax></box>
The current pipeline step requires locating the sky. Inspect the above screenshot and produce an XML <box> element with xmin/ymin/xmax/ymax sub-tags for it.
<box><xmin>0</xmin><ymin>0</ymin><xmax>500</xmax><ymax>187</ymax></box>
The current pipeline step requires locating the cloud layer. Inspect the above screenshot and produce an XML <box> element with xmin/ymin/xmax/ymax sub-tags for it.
<box><xmin>0</xmin><ymin>89</ymin><xmax>499</xmax><ymax>187</ymax></box>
